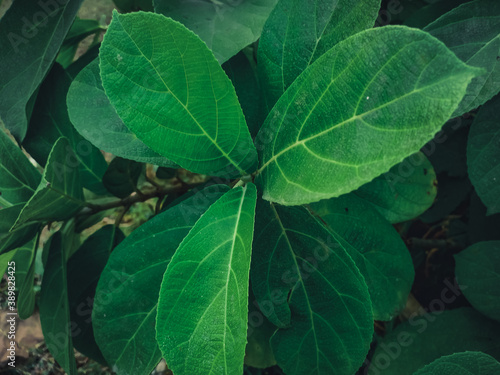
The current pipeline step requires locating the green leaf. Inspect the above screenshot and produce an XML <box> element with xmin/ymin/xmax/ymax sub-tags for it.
<box><xmin>424</xmin><ymin>0</ymin><xmax>500</xmax><ymax>116</ymax></box>
<box><xmin>244</xmin><ymin>291</ymin><xmax>277</xmax><ymax>369</ymax></box>
<box><xmin>56</xmin><ymin>18</ymin><xmax>104</xmax><ymax>68</ymax></box>
<box><xmin>154</xmin><ymin>0</ymin><xmax>278</xmax><ymax>64</ymax></box>
<box><xmin>404</xmin><ymin>1</ymin><xmax>470</xmax><ymax>29</ymax></box>
<box><xmin>39</xmin><ymin>232</ymin><xmax>77</xmax><ymax>375</ymax></box>
<box><xmin>222</xmin><ymin>51</ymin><xmax>263</xmax><ymax>138</ymax></box>
<box><xmin>258</xmin><ymin>0</ymin><xmax>381</xmax><ymax>109</ymax></box>
<box><xmin>100</xmin><ymin>11</ymin><xmax>258</xmax><ymax>178</ymax></box>
<box><xmin>255</xmin><ymin>26</ymin><xmax>481</xmax><ymax>206</ymax></box>
<box><xmin>0</xmin><ymin>0</ymin><xmax>84</xmax><ymax>140</ymax></box>
<box><xmin>23</xmin><ymin>64</ymin><xmax>108</xmax><ymax>195</ymax></box>
<box><xmin>67</xmin><ymin>225</ymin><xmax>124</xmax><ymax>363</ymax></box>
<box><xmin>467</xmin><ymin>95</ymin><xmax>500</xmax><ymax>215</ymax></box>
<box><xmin>11</xmin><ymin>236</ymin><xmax>38</xmax><ymax>319</ymax></box>
<box><xmin>354</xmin><ymin>152</ymin><xmax>437</xmax><ymax>223</ymax></box>
<box><xmin>309</xmin><ymin>193</ymin><xmax>414</xmax><ymax>320</ymax></box>
<box><xmin>67</xmin><ymin>58</ymin><xmax>175</xmax><ymax>167</ymax></box>
<box><xmin>0</xmin><ymin>206</ymin><xmax>39</xmax><ymax>255</ymax></box>
<box><xmin>454</xmin><ymin>241</ymin><xmax>500</xmax><ymax>322</ymax></box>
<box><xmin>156</xmin><ymin>184</ymin><xmax>257</xmax><ymax>375</ymax></box>
<box><xmin>93</xmin><ymin>185</ymin><xmax>229</xmax><ymax>375</ymax></box>
<box><xmin>0</xmin><ymin>130</ymin><xmax>41</xmax><ymax>207</ymax></box>
<box><xmin>413</xmin><ymin>351</ymin><xmax>500</xmax><ymax>375</ymax></box>
<box><xmin>13</xmin><ymin>137</ymin><xmax>85</xmax><ymax>229</ymax></box>
<box><xmin>369</xmin><ymin>308</ymin><xmax>500</xmax><ymax>375</ymax></box>
<box><xmin>251</xmin><ymin>200</ymin><xmax>373</xmax><ymax>375</ymax></box>
<box><xmin>103</xmin><ymin>157</ymin><xmax>143</xmax><ymax>199</ymax></box>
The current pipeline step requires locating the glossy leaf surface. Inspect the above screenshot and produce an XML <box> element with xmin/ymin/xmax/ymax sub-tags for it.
<box><xmin>93</xmin><ymin>185</ymin><xmax>229</xmax><ymax>375</ymax></box>
<box><xmin>309</xmin><ymin>193</ymin><xmax>414</xmax><ymax>320</ymax></box>
<box><xmin>424</xmin><ymin>0</ymin><xmax>500</xmax><ymax>116</ymax></box>
<box><xmin>100</xmin><ymin>11</ymin><xmax>258</xmax><ymax>177</ymax></box>
<box><xmin>67</xmin><ymin>59</ymin><xmax>174</xmax><ymax>167</ymax></box>
<box><xmin>354</xmin><ymin>152</ymin><xmax>437</xmax><ymax>223</ymax></box>
<box><xmin>156</xmin><ymin>184</ymin><xmax>257</xmax><ymax>375</ymax></box>
<box><xmin>256</xmin><ymin>26</ymin><xmax>480</xmax><ymax>205</ymax></box>
<box><xmin>0</xmin><ymin>0</ymin><xmax>84</xmax><ymax>140</ymax></box>
<box><xmin>154</xmin><ymin>0</ymin><xmax>278</xmax><ymax>63</ymax></box>
<box><xmin>13</xmin><ymin>137</ymin><xmax>84</xmax><ymax>229</ymax></box>
<box><xmin>258</xmin><ymin>0</ymin><xmax>381</xmax><ymax>108</ymax></box>
<box><xmin>251</xmin><ymin>200</ymin><xmax>373</xmax><ymax>375</ymax></box>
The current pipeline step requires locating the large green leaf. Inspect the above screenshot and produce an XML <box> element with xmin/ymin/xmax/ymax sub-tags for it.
<box><xmin>309</xmin><ymin>194</ymin><xmax>414</xmax><ymax>320</ymax></box>
<box><xmin>0</xmin><ymin>0</ymin><xmax>84</xmax><ymax>140</ymax></box>
<box><xmin>67</xmin><ymin>58</ymin><xmax>175</xmax><ymax>167</ymax></box>
<box><xmin>369</xmin><ymin>308</ymin><xmax>500</xmax><ymax>375</ymax></box>
<box><xmin>251</xmin><ymin>200</ymin><xmax>373</xmax><ymax>375</ymax></box>
<box><xmin>467</xmin><ymin>95</ymin><xmax>500</xmax><ymax>215</ymax></box>
<box><xmin>455</xmin><ymin>241</ymin><xmax>500</xmax><ymax>322</ymax></box>
<box><xmin>413</xmin><ymin>352</ymin><xmax>500</xmax><ymax>375</ymax></box>
<box><xmin>0</xmin><ymin>130</ymin><xmax>41</xmax><ymax>207</ymax></box>
<box><xmin>255</xmin><ymin>26</ymin><xmax>481</xmax><ymax>206</ymax></box>
<box><xmin>39</xmin><ymin>232</ymin><xmax>77</xmax><ymax>375</ymax></box>
<box><xmin>23</xmin><ymin>64</ymin><xmax>108</xmax><ymax>195</ymax></box>
<box><xmin>13</xmin><ymin>137</ymin><xmax>85</xmax><ymax>229</ymax></box>
<box><xmin>156</xmin><ymin>184</ymin><xmax>257</xmax><ymax>375</ymax></box>
<box><xmin>354</xmin><ymin>152</ymin><xmax>437</xmax><ymax>223</ymax></box>
<box><xmin>100</xmin><ymin>11</ymin><xmax>258</xmax><ymax>178</ymax></box>
<box><xmin>258</xmin><ymin>0</ymin><xmax>381</xmax><ymax>109</ymax></box>
<box><xmin>67</xmin><ymin>225</ymin><xmax>124</xmax><ymax>364</ymax></box>
<box><xmin>154</xmin><ymin>0</ymin><xmax>278</xmax><ymax>64</ymax></box>
<box><xmin>424</xmin><ymin>0</ymin><xmax>500</xmax><ymax>116</ymax></box>
<box><xmin>93</xmin><ymin>185</ymin><xmax>229</xmax><ymax>375</ymax></box>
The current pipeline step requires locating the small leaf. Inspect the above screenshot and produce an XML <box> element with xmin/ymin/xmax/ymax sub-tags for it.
<box><xmin>67</xmin><ymin>58</ymin><xmax>175</xmax><ymax>167</ymax></box>
<box><xmin>454</xmin><ymin>241</ymin><xmax>500</xmax><ymax>322</ymax></box>
<box><xmin>258</xmin><ymin>0</ymin><xmax>381</xmax><ymax>109</ymax></box>
<box><xmin>309</xmin><ymin>193</ymin><xmax>414</xmax><ymax>320</ymax></box>
<box><xmin>13</xmin><ymin>137</ymin><xmax>85</xmax><ymax>229</ymax></box>
<box><xmin>154</xmin><ymin>0</ymin><xmax>278</xmax><ymax>63</ymax></box>
<box><xmin>103</xmin><ymin>157</ymin><xmax>143</xmax><ymax>199</ymax></box>
<box><xmin>251</xmin><ymin>200</ymin><xmax>373</xmax><ymax>375</ymax></box>
<box><xmin>67</xmin><ymin>225</ymin><xmax>125</xmax><ymax>363</ymax></box>
<box><xmin>413</xmin><ymin>351</ymin><xmax>500</xmax><ymax>375</ymax></box>
<box><xmin>0</xmin><ymin>130</ymin><xmax>41</xmax><ymax>207</ymax></box>
<box><xmin>255</xmin><ymin>26</ymin><xmax>481</xmax><ymax>205</ymax></box>
<box><xmin>156</xmin><ymin>184</ymin><xmax>257</xmax><ymax>375</ymax></box>
<box><xmin>39</xmin><ymin>232</ymin><xmax>77</xmax><ymax>375</ymax></box>
<box><xmin>23</xmin><ymin>64</ymin><xmax>108</xmax><ymax>195</ymax></box>
<box><xmin>424</xmin><ymin>0</ymin><xmax>500</xmax><ymax>116</ymax></box>
<box><xmin>100</xmin><ymin>11</ymin><xmax>258</xmax><ymax>178</ymax></box>
<box><xmin>467</xmin><ymin>95</ymin><xmax>500</xmax><ymax>215</ymax></box>
<box><xmin>369</xmin><ymin>308</ymin><xmax>500</xmax><ymax>375</ymax></box>
<box><xmin>93</xmin><ymin>185</ymin><xmax>229</xmax><ymax>375</ymax></box>
<box><xmin>354</xmin><ymin>152</ymin><xmax>437</xmax><ymax>223</ymax></box>
<box><xmin>0</xmin><ymin>0</ymin><xmax>84</xmax><ymax>140</ymax></box>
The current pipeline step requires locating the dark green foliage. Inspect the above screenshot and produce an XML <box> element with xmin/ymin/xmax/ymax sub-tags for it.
<box><xmin>0</xmin><ymin>1</ymin><xmax>499</xmax><ymax>375</ymax></box>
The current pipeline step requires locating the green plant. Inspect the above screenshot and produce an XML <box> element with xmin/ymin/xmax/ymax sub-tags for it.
<box><xmin>1</xmin><ymin>0</ymin><xmax>500</xmax><ymax>374</ymax></box>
